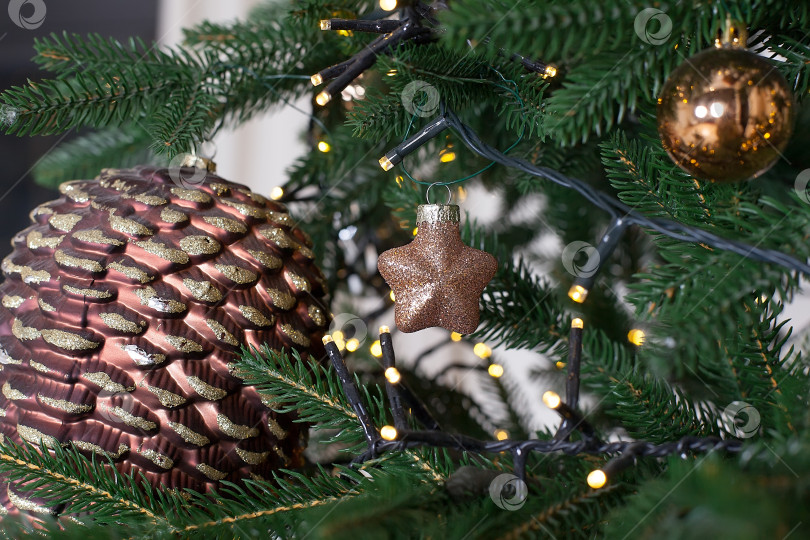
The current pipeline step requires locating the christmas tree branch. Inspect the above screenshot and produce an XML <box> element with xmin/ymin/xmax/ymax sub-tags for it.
<box><xmin>177</xmin><ymin>465</ymin><xmax>371</xmax><ymax>534</ymax></box>
<box><xmin>461</xmin><ymin>220</ymin><xmax>566</xmax><ymax>352</ymax></box>
<box><xmin>181</xmin><ymin>496</ymin><xmax>340</xmax><ymax>533</ymax></box>
<box><xmin>502</xmin><ymin>484</ymin><xmax>622</xmax><ymax>540</ymax></box>
<box><xmin>32</xmin><ymin>124</ymin><xmax>164</xmax><ymax>189</ymax></box>
<box><xmin>237</xmin><ymin>346</ymin><xmax>363</xmax><ymax>429</ymax></box>
<box><xmin>0</xmin><ymin>440</ymin><xmax>172</xmax><ymax>527</ymax></box>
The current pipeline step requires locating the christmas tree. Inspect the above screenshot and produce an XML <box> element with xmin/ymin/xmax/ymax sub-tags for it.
<box><xmin>1</xmin><ymin>0</ymin><xmax>810</xmax><ymax>537</ymax></box>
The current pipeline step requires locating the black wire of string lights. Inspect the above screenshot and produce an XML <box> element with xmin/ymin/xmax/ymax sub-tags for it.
<box><xmin>322</xmin><ymin>322</ymin><xmax>743</xmax><ymax>490</ymax></box>
<box><xmin>312</xmin><ymin>2</ymin><xmax>555</xmax><ymax>107</ymax></box>
<box><xmin>311</xmin><ymin>5</ymin><xmax>437</xmax><ymax>106</ymax></box>
<box><xmin>375</xmin><ymin>103</ymin><xmax>810</xmax><ymax>304</ymax></box>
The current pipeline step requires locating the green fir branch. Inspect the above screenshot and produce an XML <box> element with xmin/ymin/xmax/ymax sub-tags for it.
<box><xmin>0</xmin><ymin>439</ymin><xmax>174</xmax><ymax>529</ymax></box>
<box><xmin>464</xmin><ymin>221</ymin><xmax>565</xmax><ymax>352</ymax></box>
<box><xmin>32</xmin><ymin>124</ymin><xmax>163</xmax><ymax>189</ymax></box>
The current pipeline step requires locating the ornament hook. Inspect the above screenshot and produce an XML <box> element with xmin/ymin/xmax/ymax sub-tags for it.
<box><xmin>180</xmin><ymin>140</ymin><xmax>218</xmax><ymax>172</ymax></box>
<box><xmin>425</xmin><ymin>183</ymin><xmax>452</xmax><ymax>205</ymax></box>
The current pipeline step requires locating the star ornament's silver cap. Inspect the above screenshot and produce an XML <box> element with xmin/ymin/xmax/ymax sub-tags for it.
<box><xmin>416</xmin><ymin>204</ymin><xmax>460</xmax><ymax>225</ymax></box>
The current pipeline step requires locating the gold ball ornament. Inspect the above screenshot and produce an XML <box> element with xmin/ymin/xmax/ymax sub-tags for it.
<box><xmin>657</xmin><ymin>42</ymin><xmax>794</xmax><ymax>183</ymax></box>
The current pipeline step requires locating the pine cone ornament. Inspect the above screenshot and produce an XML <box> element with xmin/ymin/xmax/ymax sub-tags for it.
<box><xmin>0</xmin><ymin>165</ymin><xmax>329</xmax><ymax>515</ymax></box>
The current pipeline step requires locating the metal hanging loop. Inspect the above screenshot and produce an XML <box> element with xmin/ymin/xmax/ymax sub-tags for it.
<box><xmin>425</xmin><ymin>183</ymin><xmax>453</xmax><ymax>205</ymax></box>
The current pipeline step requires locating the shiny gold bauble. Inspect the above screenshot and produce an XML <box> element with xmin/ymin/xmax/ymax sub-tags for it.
<box><xmin>657</xmin><ymin>47</ymin><xmax>794</xmax><ymax>183</ymax></box>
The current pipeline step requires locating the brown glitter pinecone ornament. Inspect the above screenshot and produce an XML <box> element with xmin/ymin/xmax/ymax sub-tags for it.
<box><xmin>0</xmin><ymin>164</ymin><xmax>329</xmax><ymax>516</ymax></box>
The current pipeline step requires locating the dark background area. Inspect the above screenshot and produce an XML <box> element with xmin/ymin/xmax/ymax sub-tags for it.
<box><xmin>0</xmin><ymin>0</ymin><xmax>157</xmax><ymax>251</ymax></box>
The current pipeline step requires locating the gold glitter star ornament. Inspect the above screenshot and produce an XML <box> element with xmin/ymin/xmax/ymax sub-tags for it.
<box><xmin>378</xmin><ymin>204</ymin><xmax>497</xmax><ymax>334</ymax></box>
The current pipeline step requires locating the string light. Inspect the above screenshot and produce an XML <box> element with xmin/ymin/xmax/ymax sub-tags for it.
<box><xmin>627</xmin><ymin>329</ymin><xmax>646</xmax><ymax>346</ymax></box>
<box><xmin>389</xmin><ymin>290</ymin><xmax>396</xmax><ymax>302</ymax></box>
<box><xmin>543</xmin><ymin>390</ymin><xmax>596</xmax><ymax>439</ymax></box>
<box><xmin>378</xmin><ymin>116</ymin><xmax>449</xmax><ymax>171</ymax></box>
<box><xmin>317</xmin><ymin>141</ymin><xmax>331</xmax><ymax>153</ymax></box>
<box><xmin>568</xmin><ymin>284</ymin><xmax>588</xmax><ymax>303</ymax></box>
<box><xmin>380</xmin><ymin>425</ymin><xmax>398</xmax><ymax>440</ymax></box>
<box><xmin>473</xmin><ymin>343</ymin><xmax>492</xmax><ymax>359</ymax></box>
<box><xmin>571</xmin><ymin>317</ymin><xmax>584</xmax><ymax>329</ymax></box>
<box><xmin>542</xmin><ymin>390</ymin><xmax>561</xmax><ymax>409</ymax></box>
<box><xmin>324</xmin><ymin>326</ymin><xmax>745</xmax><ymax>492</ymax></box>
<box><xmin>310</xmin><ymin>73</ymin><xmax>323</xmax><ymax>86</ymax></box>
<box><xmin>487</xmin><ymin>363</ymin><xmax>504</xmax><ymax>378</ymax></box>
<box><xmin>319</xmin><ymin>18</ymin><xmax>401</xmax><ymax>34</ymax></box>
<box><xmin>379</xmin><ymin>0</ymin><xmax>397</xmax><ymax>11</ymax></box>
<box><xmin>384</xmin><ymin>367</ymin><xmax>401</xmax><ymax>384</ymax></box>
<box><xmin>587</xmin><ymin>469</ymin><xmax>607</xmax><ymax>489</ymax></box>
<box><xmin>316</xmin><ymin>90</ymin><xmax>331</xmax><ymax>106</ymax></box>
<box><xmin>543</xmin><ymin>64</ymin><xmax>558</xmax><ymax>78</ymax></box>
<box><xmin>313</xmin><ymin>18</ymin><xmax>423</xmax><ymax>113</ymax></box>
<box><xmin>370</xmin><ymin>340</ymin><xmax>382</xmax><ymax>358</ymax></box>
<box><xmin>555</xmin><ymin>361</ymin><xmax>566</xmax><ymax>369</ymax></box>
<box><xmin>450</xmin><ymin>332</ymin><xmax>462</xmax><ymax>342</ymax></box>
<box><xmin>346</xmin><ymin>338</ymin><xmax>360</xmax><ymax>352</ymax></box>
<box><xmin>567</xmin><ymin>219</ymin><xmax>629</xmax><ymax>302</ymax></box>
<box><xmin>269</xmin><ymin>186</ymin><xmax>284</xmax><ymax>200</ymax></box>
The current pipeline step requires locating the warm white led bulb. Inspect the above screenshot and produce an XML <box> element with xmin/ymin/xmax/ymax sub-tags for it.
<box><xmin>587</xmin><ymin>469</ymin><xmax>607</xmax><ymax>489</ymax></box>
<box><xmin>380</xmin><ymin>425</ymin><xmax>398</xmax><ymax>440</ymax></box>
<box><xmin>379</xmin><ymin>0</ymin><xmax>398</xmax><ymax>11</ymax></box>
<box><xmin>384</xmin><ymin>367</ymin><xmax>401</xmax><ymax>384</ymax></box>
<box><xmin>542</xmin><ymin>391</ymin><xmax>561</xmax><ymax>409</ymax></box>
